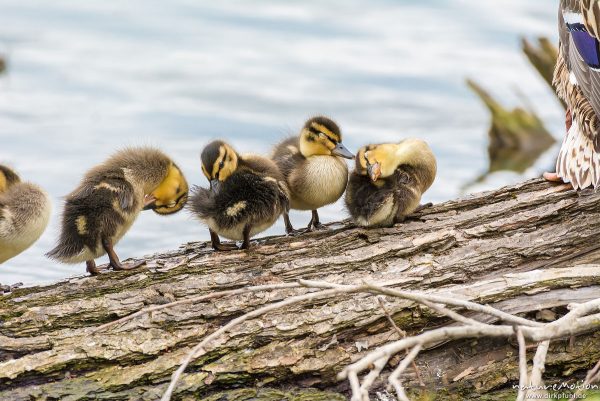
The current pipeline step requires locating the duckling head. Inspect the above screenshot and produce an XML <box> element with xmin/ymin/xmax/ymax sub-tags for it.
<box><xmin>299</xmin><ymin>116</ymin><xmax>354</xmax><ymax>159</ymax></box>
<box><xmin>143</xmin><ymin>163</ymin><xmax>189</xmax><ymax>215</ymax></box>
<box><xmin>358</xmin><ymin>140</ymin><xmax>436</xmax><ymax>185</ymax></box>
<box><xmin>200</xmin><ymin>140</ymin><xmax>239</xmax><ymax>193</ymax></box>
<box><xmin>357</xmin><ymin>143</ymin><xmax>403</xmax><ymax>183</ymax></box>
<box><xmin>0</xmin><ymin>165</ymin><xmax>20</xmax><ymax>193</ymax></box>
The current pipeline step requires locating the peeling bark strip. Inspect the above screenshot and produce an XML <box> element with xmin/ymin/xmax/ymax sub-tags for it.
<box><xmin>1</xmin><ymin>179</ymin><xmax>600</xmax><ymax>400</ymax></box>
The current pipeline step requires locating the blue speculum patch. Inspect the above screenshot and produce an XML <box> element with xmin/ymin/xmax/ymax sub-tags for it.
<box><xmin>568</xmin><ymin>22</ymin><xmax>600</xmax><ymax>69</ymax></box>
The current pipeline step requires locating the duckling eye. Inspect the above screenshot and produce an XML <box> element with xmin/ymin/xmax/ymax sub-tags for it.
<box><xmin>219</xmin><ymin>160</ymin><xmax>225</xmax><ymax>169</ymax></box>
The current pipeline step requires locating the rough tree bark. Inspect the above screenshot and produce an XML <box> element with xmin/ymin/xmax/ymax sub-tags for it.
<box><xmin>1</xmin><ymin>179</ymin><xmax>600</xmax><ymax>401</ymax></box>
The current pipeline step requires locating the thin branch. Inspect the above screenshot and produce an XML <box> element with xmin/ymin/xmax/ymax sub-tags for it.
<box><xmin>362</xmin><ymin>282</ymin><xmax>543</xmax><ymax>328</ymax></box>
<box><xmin>161</xmin><ymin>284</ymin><xmax>378</xmax><ymax>401</ymax></box>
<box><xmin>358</xmin><ymin>355</ymin><xmax>390</xmax><ymax>401</ymax></box>
<box><xmin>516</xmin><ymin>327</ymin><xmax>527</xmax><ymax>401</ymax></box>
<box><xmin>389</xmin><ymin>344</ymin><xmax>423</xmax><ymax>401</ymax></box>
<box><xmin>377</xmin><ymin>297</ymin><xmax>423</xmax><ymax>386</ymax></box>
<box><xmin>569</xmin><ymin>359</ymin><xmax>600</xmax><ymax>401</ymax></box>
<box><xmin>529</xmin><ymin>340</ymin><xmax>550</xmax><ymax>387</ymax></box>
<box><xmin>157</xmin><ymin>278</ymin><xmax>600</xmax><ymax>400</ymax></box>
<box><xmin>526</xmin><ymin>340</ymin><xmax>550</xmax><ymax>400</ymax></box>
<box><xmin>339</xmin><ymin>325</ymin><xmax>516</xmax><ymax>381</ymax></box>
<box><xmin>377</xmin><ymin>297</ymin><xmax>407</xmax><ymax>337</ymax></box>
<box><xmin>419</xmin><ymin>298</ymin><xmax>485</xmax><ymax>327</ymax></box>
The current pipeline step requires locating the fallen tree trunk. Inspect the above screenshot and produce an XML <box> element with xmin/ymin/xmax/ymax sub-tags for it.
<box><xmin>2</xmin><ymin>179</ymin><xmax>600</xmax><ymax>400</ymax></box>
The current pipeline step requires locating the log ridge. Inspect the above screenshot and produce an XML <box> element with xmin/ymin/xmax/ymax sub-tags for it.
<box><xmin>1</xmin><ymin>179</ymin><xmax>600</xmax><ymax>400</ymax></box>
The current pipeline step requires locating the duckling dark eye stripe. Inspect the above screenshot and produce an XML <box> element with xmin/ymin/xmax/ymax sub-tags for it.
<box><xmin>212</xmin><ymin>147</ymin><xmax>226</xmax><ymax>177</ymax></box>
<box><xmin>311</xmin><ymin>123</ymin><xmax>339</xmax><ymax>142</ymax></box>
<box><xmin>309</xmin><ymin>127</ymin><xmax>338</xmax><ymax>143</ymax></box>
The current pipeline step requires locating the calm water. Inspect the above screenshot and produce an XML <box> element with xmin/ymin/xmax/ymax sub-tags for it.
<box><xmin>0</xmin><ymin>0</ymin><xmax>562</xmax><ymax>286</ymax></box>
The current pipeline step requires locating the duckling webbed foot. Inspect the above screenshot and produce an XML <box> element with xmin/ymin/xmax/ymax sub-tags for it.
<box><xmin>86</xmin><ymin>260</ymin><xmax>106</xmax><ymax>276</ymax></box>
<box><xmin>210</xmin><ymin>229</ymin><xmax>238</xmax><ymax>251</ymax></box>
<box><xmin>241</xmin><ymin>224</ymin><xmax>252</xmax><ymax>250</ymax></box>
<box><xmin>283</xmin><ymin>213</ymin><xmax>304</xmax><ymax>236</ymax></box>
<box><xmin>102</xmin><ymin>239</ymin><xmax>147</xmax><ymax>271</ymax></box>
<box><xmin>413</xmin><ymin>202</ymin><xmax>433</xmax><ymax>213</ymax></box>
<box><xmin>306</xmin><ymin>210</ymin><xmax>328</xmax><ymax>232</ymax></box>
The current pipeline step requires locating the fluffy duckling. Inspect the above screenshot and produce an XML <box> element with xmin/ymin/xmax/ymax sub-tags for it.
<box><xmin>345</xmin><ymin>139</ymin><xmax>436</xmax><ymax>228</ymax></box>
<box><xmin>190</xmin><ymin>140</ymin><xmax>289</xmax><ymax>251</ymax></box>
<box><xmin>272</xmin><ymin>116</ymin><xmax>354</xmax><ymax>234</ymax></box>
<box><xmin>0</xmin><ymin>165</ymin><xmax>51</xmax><ymax>264</ymax></box>
<box><xmin>47</xmin><ymin>147</ymin><xmax>188</xmax><ymax>275</ymax></box>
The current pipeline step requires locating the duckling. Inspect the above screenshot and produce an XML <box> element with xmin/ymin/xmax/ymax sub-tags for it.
<box><xmin>0</xmin><ymin>165</ymin><xmax>51</xmax><ymax>264</ymax></box>
<box><xmin>46</xmin><ymin>147</ymin><xmax>188</xmax><ymax>275</ymax></box>
<box><xmin>189</xmin><ymin>140</ymin><xmax>289</xmax><ymax>251</ymax></box>
<box><xmin>345</xmin><ymin>139</ymin><xmax>436</xmax><ymax>228</ymax></box>
<box><xmin>272</xmin><ymin>116</ymin><xmax>354</xmax><ymax>234</ymax></box>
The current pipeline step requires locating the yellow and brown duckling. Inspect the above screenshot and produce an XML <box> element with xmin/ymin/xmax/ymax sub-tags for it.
<box><xmin>46</xmin><ymin>147</ymin><xmax>188</xmax><ymax>275</ymax></box>
<box><xmin>271</xmin><ymin>116</ymin><xmax>354</xmax><ymax>234</ymax></box>
<box><xmin>0</xmin><ymin>165</ymin><xmax>51</xmax><ymax>264</ymax></box>
<box><xmin>345</xmin><ymin>139</ymin><xmax>436</xmax><ymax>228</ymax></box>
<box><xmin>189</xmin><ymin>140</ymin><xmax>289</xmax><ymax>251</ymax></box>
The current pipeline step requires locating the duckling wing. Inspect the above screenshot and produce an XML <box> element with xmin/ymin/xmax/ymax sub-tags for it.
<box><xmin>271</xmin><ymin>137</ymin><xmax>305</xmax><ymax>180</ymax></box>
<box><xmin>191</xmin><ymin>171</ymin><xmax>287</xmax><ymax>229</ymax></box>
<box><xmin>70</xmin><ymin>175</ymin><xmax>137</xmax><ymax>213</ymax></box>
<box><xmin>346</xmin><ymin>174</ymin><xmax>394</xmax><ymax>221</ymax></box>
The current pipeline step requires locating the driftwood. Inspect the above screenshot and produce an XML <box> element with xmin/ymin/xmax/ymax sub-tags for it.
<box><xmin>2</xmin><ymin>179</ymin><xmax>600</xmax><ymax>400</ymax></box>
<box><xmin>521</xmin><ymin>37</ymin><xmax>565</xmax><ymax>109</ymax></box>
<box><xmin>465</xmin><ymin>79</ymin><xmax>555</xmax><ymax>188</ymax></box>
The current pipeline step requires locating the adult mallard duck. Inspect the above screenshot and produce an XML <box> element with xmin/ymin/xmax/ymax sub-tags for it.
<box><xmin>0</xmin><ymin>165</ymin><xmax>51</xmax><ymax>264</ymax></box>
<box><xmin>47</xmin><ymin>147</ymin><xmax>189</xmax><ymax>275</ymax></box>
<box><xmin>545</xmin><ymin>0</ymin><xmax>600</xmax><ymax>189</ymax></box>
<box><xmin>271</xmin><ymin>116</ymin><xmax>354</xmax><ymax>234</ymax></box>
<box><xmin>190</xmin><ymin>140</ymin><xmax>290</xmax><ymax>251</ymax></box>
<box><xmin>345</xmin><ymin>139</ymin><xmax>436</xmax><ymax>227</ymax></box>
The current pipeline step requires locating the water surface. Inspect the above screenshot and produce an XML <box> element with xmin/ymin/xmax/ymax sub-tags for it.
<box><xmin>0</xmin><ymin>0</ymin><xmax>562</xmax><ymax>285</ymax></box>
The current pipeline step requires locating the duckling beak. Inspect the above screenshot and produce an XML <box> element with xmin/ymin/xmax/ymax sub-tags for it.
<box><xmin>332</xmin><ymin>142</ymin><xmax>355</xmax><ymax>159</ymax></box>
<box><xmin>367</xmin><ymin>162</ymin><xmax>381</xmax><ymax>182</ymax></box>
<box><xmin>210</xmin><ymin>179</ymin><xmax>222</xmax><ymax>194</ymax></box>
<box><xmin>143</xmin><ymin>194</ymin><xmax>157</xmax><ymax>211</ymax></box>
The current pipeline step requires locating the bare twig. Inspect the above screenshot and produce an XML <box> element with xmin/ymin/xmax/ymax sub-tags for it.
<box><xmin>516</xmin><ymin>327</ymin><xmax>527</xmax><ymax>401</ymax></box>
<box><xmin>377</xmin><ymin>297</ymin><xmax>423</xmax><ymax>386</ymax></box>
<box><xmin>161</xmin><ymin>284</ymin><xmax>380</xmax><ymax>401</ymax></box>
<box><xmin>569</xmin><ymin>359</ymin><xmax>600</xmax><ymax>401</ymax></box>
<box><xmin>389</xmin><ymin>344</ymin><xmax>423</xmax><ymax>401</ymax></box>
<box><xmin>419</xmin><ymin>298</ymin><xmax>485</xmax><ymax>327</ymax></box>
<box><xmin>377</xmin><ymin>297</ymin><xmax>407</xmax><ymax>337</ymax></box>
<box><xmin>362</xmin><ymin>282</ymin><xmax>542</xmax><ymax>328</ymax></box>
<box><xmin>526</xmin><ymin>340</ymin><xmax>550</xmax><ymax>400</ymax></box>
<box><xmin>339</xmin><ymin>325</ymin><xmax>516</xmax><ymax>380</ymax></box>
<box><xmin>358</xmin><ymin>356</ymin><xmax>390</xmax><ymax>401</ymax></box>
<box><xmin>585</xmin><ymin>360</ymin><xmax>600</xmax><ymax>385</ymax></box>
<box><xmin>529</xmin><ymin>340</ymin><xmax>550</xmax><ymax>386</ymax></box>
<box><xmin>345</xmin><ymin>294</ymin><xmax>600</xmax><ymax>401</ymax></box>
<box><xmin>158</xmin><ymin>278</ymin><xmax>600</xmax><ymax>401</ymax></box>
